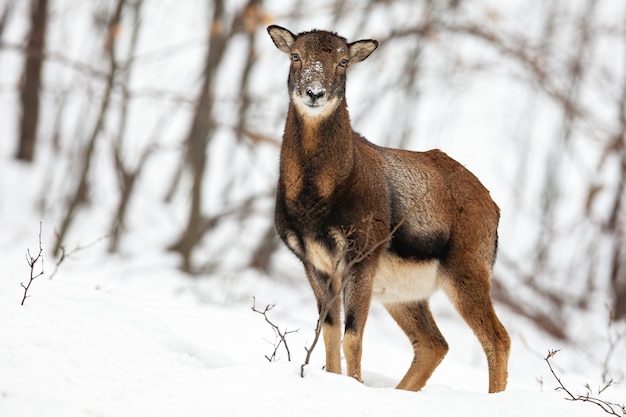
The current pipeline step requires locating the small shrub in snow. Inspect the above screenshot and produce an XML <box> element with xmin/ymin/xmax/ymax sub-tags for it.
<box><xmin>251</xmin><ymin>297</ymin><xmax>298</xmax><ymax>362</ymax></box>
<box><xmin>20</xmin><ymin>222</ymin><xmax>44</xmax><ymax>305</ymax></box>
<box><xmin>545</xmin><ymin>349</ymin><xmax>625</xmax><ymax>417</ymax></box>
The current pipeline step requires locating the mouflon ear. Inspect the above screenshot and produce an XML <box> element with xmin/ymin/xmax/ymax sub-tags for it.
<box><xmin>267</xmin><ymin>25</ymin><xmax>297</xmax><ymax>54</ymax></box>
<box><xmin>348</xmin><ymin>39</ymin><xmax>378</xmax><ymax>63</ymax></box>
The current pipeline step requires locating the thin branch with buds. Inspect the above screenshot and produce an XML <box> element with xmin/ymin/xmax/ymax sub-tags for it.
<box><xmin>21</xmin><ymin>222</ymin><xmax>44</xmax><ymax>305</ymax></box>
<box><xmin>251</xmin><ymin>297</ymin><xmax>298</xmax><ymax>362</ymax></box>
<box><xmin>602</xmin><ymin>309</ymin><xmax>626</xmax><ymax>382</ymax></box>
<box><xmin>545</xmin><ymin>349</ymin><xmax>625</xmax><ymax>417</ymax></box>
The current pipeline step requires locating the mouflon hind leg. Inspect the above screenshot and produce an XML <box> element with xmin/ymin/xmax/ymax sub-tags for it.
<box><xmin>385</xmin><ymin>301</ymin><xmax>449</xmax><ymax>391</ymax></box>
<box><xmin>442</xmin><ymin>267</ymin><xmax>511</xmax><ymax>393</ymax></box>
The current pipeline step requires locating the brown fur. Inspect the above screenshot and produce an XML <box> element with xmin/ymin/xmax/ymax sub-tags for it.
<box><xmin>268</xmin><ymin>25</ymin><xmax>511</xmax><ymax>393</ymax></box>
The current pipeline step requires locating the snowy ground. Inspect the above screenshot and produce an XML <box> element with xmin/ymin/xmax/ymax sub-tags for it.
<box><xmin>1</xmin><ymin>220</ymin><xmax>624</xmax><ymax>417</ymax></box>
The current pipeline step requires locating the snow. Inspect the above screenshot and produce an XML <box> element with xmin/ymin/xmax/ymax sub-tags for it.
<box><xmin>1</xmin><ymin>231</ymin><xmax>624</xmax><ymax>416</ymax></box>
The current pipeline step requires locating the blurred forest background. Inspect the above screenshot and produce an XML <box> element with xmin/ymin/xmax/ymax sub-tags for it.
<box><xmin>1</xmin><ymin>0</ymin><xmax>625</xmax><ymax>363</ymax></box>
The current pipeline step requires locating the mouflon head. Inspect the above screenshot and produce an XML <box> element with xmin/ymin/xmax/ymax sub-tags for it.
<box><xmin>267</xmin><ymin>25</ymin><xmax>378</xmax><ymax>118</ymax></box>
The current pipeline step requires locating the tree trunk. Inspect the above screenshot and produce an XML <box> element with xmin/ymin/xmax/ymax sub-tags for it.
<box><xmin>169</xmin><ymin>0</ymin><xmax>229</xmax><ymax>273</ymax></box>
<box><xmin>108</xmin><ymin>0</ymin><xmax>146</xmax><ymax>254</ymax></box>
<box><xmin>53</xmin><ymin>0</ymin><xmax>125</xmax><ymax>256</ymax></box>
<box><xmin>16</xmin><ymin>0</ymin><xmax>47</xmax><ymax>162</ymax></box>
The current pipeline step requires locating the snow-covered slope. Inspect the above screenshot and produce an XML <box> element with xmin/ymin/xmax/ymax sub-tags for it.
<box><xmin>1</xmin><ymin>248</ymin><xmax>624</xmax><ymax>417</ymax></box>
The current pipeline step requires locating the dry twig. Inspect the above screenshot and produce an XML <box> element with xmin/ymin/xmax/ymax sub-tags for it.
<box><xmin>251</xmin><ymin>297</ymin><xmax>298</xmax><ymax>362</ymax></box>
<box><xmin>545</xmin><ymin>349</ymin><xmax>625</xmax><ymax>417</ymax></box>
<box><xmin>21</xmin><ymin>222</ymin><xmax>44</xmax><ymax>305</ymax></box>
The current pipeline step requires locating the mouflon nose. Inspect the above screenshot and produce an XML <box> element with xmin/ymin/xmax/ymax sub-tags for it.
<box><xmin>306</xmin><ymin>87</ymin><xmax>326</xmax><ymax>101</ymax></box>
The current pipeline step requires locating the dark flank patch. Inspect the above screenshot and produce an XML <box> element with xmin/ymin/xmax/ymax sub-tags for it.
<box><xmin>387</xmin><ymin>184</ymin><xmax>451</xmax><ymax>261</ymax></box>
<box><xmin>389</xmin><ymin>226</ymin><xmax>450</xmax><ymax>261</ymax></box>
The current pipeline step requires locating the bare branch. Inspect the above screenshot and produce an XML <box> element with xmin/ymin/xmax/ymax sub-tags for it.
<box><xmin>49</xmin><ymin>233</ymin><xmax>107</xmax><ymax>280</ymax></box>
<box><xmin>545</xmin><ymin>349</ymin><xmax>626</xmax><ymax>417</ymax></box>
<box><xmin>251</xmin><ymin>297</ymin><xmax>298</xmax><ymax>362</ymax></box>
<box><xmin>20</xmin><ymin>222</ymin><xmax>44</xmax><ymax>305</ymax></box>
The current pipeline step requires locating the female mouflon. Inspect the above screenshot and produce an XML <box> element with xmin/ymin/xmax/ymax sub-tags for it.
<box><xmin>267</xmin><ymin>25</ymin><xmax>510</xmax><ymax>393</ymax></box>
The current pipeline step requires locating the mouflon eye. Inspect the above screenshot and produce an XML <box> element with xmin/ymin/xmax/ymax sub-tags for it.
<box><xmin>291</xmin><ymin>53</ymin><xmax>300</xmax><ymax>62</ymax></box>
<box><xmin>339</xmin><ymin>59</ymin><xmax>349</xmax><ymax>67</ymax></box>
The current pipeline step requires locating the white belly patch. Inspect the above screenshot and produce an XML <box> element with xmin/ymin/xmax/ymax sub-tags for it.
<box><xmin>372</xmin><ymin>254</ymin><xmax>440</xmax><ymax>303</ymax></box>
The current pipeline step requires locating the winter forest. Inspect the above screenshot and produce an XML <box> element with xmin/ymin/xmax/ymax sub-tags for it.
<box><xmin>1</xmin><ymin>0</ymin><xmax>626</xmax><ymax>416</ymax></box>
